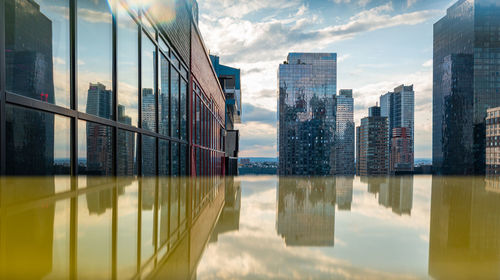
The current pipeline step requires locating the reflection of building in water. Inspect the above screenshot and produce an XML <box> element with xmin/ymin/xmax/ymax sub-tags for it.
<box><xmin>276</xmin><ymin>178</ymin><xmax>336</xmax><ymax>246</ymax></box>
<box><xmin>378</xmin><ymin>177</ymin><xmax>413</xmax><ymax>216</ymax></box>
<box><xmin>335</xmin><ymin>177</ymin><xmax>353</xmax><ymax>211</ymax></box>
<box><xmin>361</xmin><ymin>177</ymin><xmax>413</xmax><ymax>216</ymax></box>
<box><xmin>5</xmin><ymin>0</ymin><xmax>56</xmax><ymax>175</ymax></box>
<box><xmin>429</xmin><ymin>177</ymin><xmax>500</xmax><ymax>279</ymax></box>
<box><xmin>210</xmin><ymin>179</ymin><xmax>241</xmax><ymax>242</ymax></box>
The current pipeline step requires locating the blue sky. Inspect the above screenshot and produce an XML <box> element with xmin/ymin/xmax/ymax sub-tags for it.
<box><xmin>198</xmin><ymin>0</ymin><xmax>457</xmax><ymax>158</ymax></box>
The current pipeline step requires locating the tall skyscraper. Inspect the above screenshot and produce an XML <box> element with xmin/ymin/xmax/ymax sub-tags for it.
<box><xmin>334</xmin><ymin>89</ymin><xmax>355</xmax><ymax>174</ymax></box>
<box><xmin>278</xmin><ymin>53</ymin><xmax>337</xmax><ymax>176</ymax></box>
<box><xmin>356</xmin><ymin>106</ymin><xmax>389</xmax><ymax>176</ymax></box>
<box><xmin>433</xmin><ymin>0</ymin><xmax>500</xmax><ymax>175</ymax></box>
<box><xmin>380</xmin><ymin>85</ymin><xmax>414</xmax><ymax>173</ymax></box>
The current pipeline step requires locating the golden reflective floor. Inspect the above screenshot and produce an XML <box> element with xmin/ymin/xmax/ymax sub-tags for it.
<box><xmin>1</xmin><ymin>176</ymin><xmax>500</xmax><ymax>279</ymax></box>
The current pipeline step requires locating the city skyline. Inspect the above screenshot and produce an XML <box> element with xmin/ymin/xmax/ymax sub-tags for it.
<box><xmin>199</xmin><ymin>0</ymin><xmax>454</xmax><ymax>158</ymax></box>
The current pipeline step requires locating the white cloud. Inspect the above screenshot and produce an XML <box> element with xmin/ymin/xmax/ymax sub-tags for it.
<box><xmin>407</xmin><ymin>0</ymin><xmax>418</xmax><ymax>8</ymax></box>
<box><xmin>422</xmin><ymin>59</ymin><xmax>432</xmax><ymax>67</ymax></box>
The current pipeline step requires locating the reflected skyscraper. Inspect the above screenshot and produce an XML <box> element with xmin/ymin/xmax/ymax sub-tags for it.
<box><xmin>378</xmin><ymin>177</ymin><xmax>413</xmax><ymax>215</ymax></box>
<box><xmin>210</xmin><ymin>178</ymin><xmax>241</xmax><ymax>242</ymax></box>
<box><xmin>335</xmin><ymin>177</ymin><xmax>353</xmax><ymax>211</ymax></box>
<box><xmin>429</xmin><ymin>177</ymin><xmax>500</xmax><ymax>279</ymax></box>
<box><xmin>278</xmin><ymin>53</ymin><xmax>337</xmax><ymax>176</ymax></box>
<box><xmin>276</xmin><ymin>178</ymin><xmax>336</xmax><ymax>246</ymax></box>
<box><xmin>433</xmin><ymin>0</ymin><xmax>500</xmax><ymax>175</ymax></box>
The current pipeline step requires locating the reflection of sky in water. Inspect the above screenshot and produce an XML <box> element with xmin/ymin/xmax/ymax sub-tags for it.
<box><xmin>197</xmin><ymin>176</ymin><xmax>432</xmax><ymax>279</ymax></box>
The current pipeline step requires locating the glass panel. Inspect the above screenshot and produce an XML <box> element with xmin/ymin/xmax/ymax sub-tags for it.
<box><xmin>171</xmin><ymin>53</ymin><xmax>180</xmax><ymax>69</ymax></box>
<box><xmin>159</xmin><ymin>54</ymin><xmax>169</xmax><ymax>136</ymax></box>
<box><xmin>179</xmin><ymin>178</ymin><xmax>187</xmax><ymax>227</ymax></box>
<box><xmin>3</xmin><ymin>198</ymin><xmax>70</xmax><ymax>278</ymax></box>
<box><xmin>141</xmin><ymin>135</ymin><xmax>156</xmax><ymax>176</ymax></box>
<box><xmin>141</xmin><ymin>33</ymin><xmax>156</xmax><ymax>131</ymax></box>
<box><xmin>78</xmin><ymin>189</ymin><xmax>112</xmax><ymax>279</ymax></box>
<box><xmin>172</xmin><ymin>142</ymin><xmax>179</xmax><ymax>176</ymax></box>
<box><xmin>180</xmin><ymin>79</ymin><xmax>187</xmax><ymax>140</ymax></box>
<box><xmin>159</xmin><ymin>37</ymin><xmax>169</xmax><ymax>55</ymax></box>
<box><xmin>77</xmin><ymin>0</ymin><xmax>113</xmax><ymax>118</ymax></box>
<box><xmin>117</xmin><ymin>180</ymin><xmax>138</xmax><ymax>279</ymax></box>
<box><xmin>6</xmin><ymin>105</ymin><xmax>70</xmax><ymax>175</ymax></box>
<box><xmin>117</xmin><ymin>4</ymin><xmax>139</xmax><ymax>127</ymax></box>
<box><xmin>196</xmin><ymin>96</ymin><xmax>201</xmax><ymax>144</ymax></box>
<box><xmin>171</xmin><ymin>69</ymin><xmax>180</xmax><ymax>138</ymax></box>
<box><xmin>141</xmin><ymin>15</ymin><xmax>155</xmax><ymax>37</ymax></box>
<box><xmin>181</xmin><ymin>67</ymin><xmax>188</xmax><ymax>79</ymax></box>
<box><xmin>180</xmin><ymin>144</ymin><xmax>187</xmax><ymax>175</ymax></box>
<box><xmin>141</xmin><ymin>178</ymin><xmax>156</xmax><ymax>264</ymax></box>
<box><xmin>117</xmin><ymin>129</ymin><xmax>137</xmax><ymax>176</ymax></box>
<box><xmin>159</xmin><ymin>139</ymin><xmax>170</xmax><ymax>176</ymax></box>
<box><xmin>158</xmin><ymin>177</ymin><xmax>169</xmax><ymax>247</ymax></box>
<box><xmin>5</xmin><ymin>0</ymin><xmax>70</xmax><ymax>107</ymax></box>
<box><xmin>78</xmin><ymin>120</ymin><xmax>113</xmax><ymax>175</ymax></box>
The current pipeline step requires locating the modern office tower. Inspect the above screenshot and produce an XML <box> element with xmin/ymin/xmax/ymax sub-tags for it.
<box><xmin>334</xmin><ymin>89</ymin><xmax>355</xmax><ymax>174</ymax></box>
<box><xmin>277</xmin><ymin>178</ymin><xmax>336</xmax><ymax>246</ymax></box>
<box><xmin>429</xmin><ymin>177</ymin><xmax>500</xmax><ymax>279</ymax></box>
<box><xmin>278</xmin><ymin>53</ymin><xmax>337</xmax><ymax>176</ymax></box>
<box><xmin>391</xmin><ymin>127</ymin><xmax>413</xmax><ymax>173</ymax></box>
<box><xmin>433</xmin><ymin>0</ymin><xmax>500</xmax><ymax>175</ymax></box>
<box><xmin>380</xmin><ymin>85</ymin><xmax>414</xmax><ymax>174</ymax></box>
<box><xmin>356</xmin><ymin>106</ymin><xmax>389</xmax><ymax>176</ymax></box>
<box><xmin>210</xmin><ymin>55</ymin><xmax>242</xmax><ymax>175</ymax></box>
<box><xmin>486</xmin><ymin>107</ymin><xmax>500</xmax><ymax>175</ymax></box>
<box><xmin>2</xmin><ymin>0</ymin><xmax>227</xmax><ymax>176</ymax></box>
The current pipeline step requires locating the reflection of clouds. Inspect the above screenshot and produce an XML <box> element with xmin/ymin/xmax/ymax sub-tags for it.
<box><xmin>78</xmin><ymin>8</ymin><xmax>111</xmax><ymax>24</ymax></box>
<box><xmin>197</xmin><ymin>178</ymin><xmax>419</xmax><ymax>280</ymax></box>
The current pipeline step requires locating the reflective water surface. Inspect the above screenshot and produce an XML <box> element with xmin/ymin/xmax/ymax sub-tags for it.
<box><xmin>1</xmin><ymin>176</ymin><xmax>500</xmax><ymax>279</ymax></box>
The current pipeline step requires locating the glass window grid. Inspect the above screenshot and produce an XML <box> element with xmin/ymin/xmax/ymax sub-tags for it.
<box><xmin>0</xmin><ymin>1</ymin><xmax>193</xmax><ymax>177</ymax></box>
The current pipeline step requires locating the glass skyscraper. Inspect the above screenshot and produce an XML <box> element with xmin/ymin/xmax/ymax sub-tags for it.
<box><xmin>278</xmin><ymin>53</ymin><xmax>337</xmax><ymax>176</ymax></box>
<box><xmin>335</xmin><ymin>89</ymin><xmax>355</xmax><ymax>174</ymax></box>
<box><xmin>1</xmin><ymin>0</ymin><xmax>226</xmax><ymax>176</ymax></box>
<box><xmin>433</xmin><ymin>0</ymin><xmax>500</xmax><ymax>174</ymax></box>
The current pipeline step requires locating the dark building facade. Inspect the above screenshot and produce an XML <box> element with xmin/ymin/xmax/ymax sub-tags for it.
<box><xmin>334</xmin><ymin>89</ymin><xmax>355</xmax><ymax>175</ymax></box>
<box><xmin>1</xmin><ymin>0</ymin><xmax>226</xmax><ymax>176</ymax></box>
<box><xmin>356</xmin><ymin>106</ymin><xmax>389</xmax><ymax>176</ymax></box>
<box><xmin>433</xmin><ymin>0</ymin><xmax>500</xmax><ymax>175</ymax></box>
<box><xmin>278</xmin><ymin>53</ymin><xmax>337</xmax><ymax>176</ymax></box>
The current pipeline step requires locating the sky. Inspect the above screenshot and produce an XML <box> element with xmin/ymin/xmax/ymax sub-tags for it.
<box><xmin>198</xmin><ymin>0</ymin><xmax>458</xmax><ymax>159</ymax></box>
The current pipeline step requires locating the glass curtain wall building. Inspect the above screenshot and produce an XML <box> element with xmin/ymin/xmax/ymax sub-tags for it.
<box><xmin>1</xmin><ymin>0</ymin><xmax>225</xmax><ymax>176</ymax></box>
<box><xmin>278</xmin><ymin>53</ymin><xmax>337</xmax><ymax>176</ymax></box>
<box><xmin>433</xmin><ymin>0</ymin><xmax>500</xmax><ymax>175</ymax></box>
<box><xmin>334</xmin><ymin>89</ymin><xmax>355</xmax><ymax>175</ymax></box>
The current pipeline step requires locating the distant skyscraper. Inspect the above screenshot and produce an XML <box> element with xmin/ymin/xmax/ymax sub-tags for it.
<box><xmin>356</xmin><ymin>106</ymin><xmax>389</xmax><ymax>176</ymax></box>
<box><xmin>433</xmin><ymin>0</ymin><xmax>500</xmax><ymax>175</ymax></box>
<box><xmin>380</xmin><ymin>85</ymin><xmax>414</xmax><ymax>173</ymax></box>
<box><xmin>278</xmin><ymin>53</ymin><xmax>337</xmax><ymax>175</ymax></box>
<box><xmin>142</xmin><ymin>88</ymin><xmax>156</xmax><ymax>131</ymax></box>
<box><xmin>334</xmin><ymin>89</ymin><xmax>355</xmax><ymax>174</ymax></box>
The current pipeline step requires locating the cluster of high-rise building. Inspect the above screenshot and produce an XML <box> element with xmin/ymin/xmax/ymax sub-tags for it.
<box><xmin>1</xmin><ymin>0</ymin><xmax>241</xmax><ymax>177</ymax></box>
<box><xmin>278</xmin><ymin>53</ymin><xmax>355</xmax><ymax>176</ymax></box>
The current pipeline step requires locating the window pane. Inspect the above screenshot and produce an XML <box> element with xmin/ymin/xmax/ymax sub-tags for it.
<box><xmin>6</xmin><ymin>105</ymin><xmax>70</xmax><ymax>175</ymax></box>
<box><xmin>169</xmin><ymin>180</ymin><xmax>179</xmax><ymax>239</ymax></box>
<box><xmin>180</xmin><ymin>144</ymin><xmax>187</xmax><ymax>175</ymax></box>
<box><xmin>78</xmin><ymin>120</ymin><xmax>113</xmax><ymax>175</ymax></box>
<box><xmin>5</xmin><ymin>0</ymin><xmax>70</xmax><ymax>107</ymax></box>
<box><xmin>141</xmin><ymin>33</ymin><xmax>156</xmax><ymax>131</ymax></box>
<box><xmin>196</xmin><ymin>96</ymin><xmax>201</xmax><ymax>144</ymax></box>
<box><xmin>159</xmin><ymin>37</ymin><xmax>169</xmax><ymax>55</ymax></box>
<box><xmin>158</xmin><ymin>177</ymin><xmax>169</xmax><ymax>247</ymax></box>
<box><xmin>172</xmin><ymin>142</ymin><xmax>179</xmax><ymax>176</ymax></box>
<box><xmin>159</xmin><ymin>139</ymin><xmax>170</xmax><ymax>176</ymax></box>
<box><xmin>181</xmin><ymin>80</ymin><xmax>188</xmax><ymax>141</ymax></box>
<box><xmin>159</xmin><ymin>54</ymin><xmax>169</xmax><ymax>136</ymax></box>
<box><xmin>142</xmin><ymin>135</ymin><xmax>156</xmax><ymax>176</ymax></box>
<box><xmin>117</xmin><ymin>180</ymin><xmax>138</xmax><ymax>279</ymax></box>
<box><xmin>77</xmin><ymin>0</ymin><xmax>113</xmax><ymax>118</ymax></box>
<box><xmin>117</xmin><ymin>129</ymin><xmax>137</xmax><ymax>176</ymax></box>
<box><xmin>171</xmin><ymin>69</ymin><xmax>180</xmax><ymax>138</ymax></box>
<box><xmin>117</xmin><ymin>4</ymin><xmax>139</xmax><ymax>127</ymax></box>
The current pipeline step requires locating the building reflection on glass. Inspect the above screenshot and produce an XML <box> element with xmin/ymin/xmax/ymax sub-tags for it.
<box><xmin>210</xmin><ymin>178</ymin><xmax>242</xmax><ymax>242</ymax></box>
<box><xmin>335</xmin><ymin>177</ymin><xmax>353</xmax><ymax>211</ymax></box>
<box><xmin>361</xmin><ymin>176</ymin><xmax>414</xmax><ymax>216</ymax></box>
<box><xmin>276</xmin><ymin>178</ymin><xmax>336</xmax><ymax>246</ymax></box>
<box><xmin>0</xmin><ymin>177</ymin><xmax>225</xmax><ymax>279</ymax></box>
<box><xmin>429</xmin><ymin>177</ymin><xmax>500</xmax><ymax>279</ymax></box>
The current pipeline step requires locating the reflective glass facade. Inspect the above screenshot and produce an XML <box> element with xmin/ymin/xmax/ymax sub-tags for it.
<box><xmin>356</xmin><ymin>107</ymin><xmax>389</xmax><ymax>176</ymax></box>
<box><xmin>334</xmin><ymin>89</ymin><xmax>355</xmax><ymax>174</ymax></box>
<box><xmin>433</xmin><ymin>0</ymin><xmax>500</xmax><ymax>174</ymax></box>
<box><xmin>278</xmin><ymin>53</ymin><xmax>337</xmax><ymax>176</ymax></box>
<box><xmin>0</xmin><ymin>0</ymin><xmax>225</xmax><ymax>176</ymax></box>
